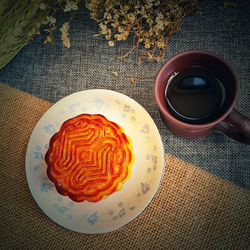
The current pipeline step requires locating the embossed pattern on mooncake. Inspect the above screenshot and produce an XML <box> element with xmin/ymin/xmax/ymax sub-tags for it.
<box><xmin>45</xmin><ymin>114</ymin><xmax>134</xmax><ymax>202</ymax></box>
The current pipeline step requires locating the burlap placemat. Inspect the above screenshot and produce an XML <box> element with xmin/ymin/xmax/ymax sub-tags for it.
<box><xmin>0</xmin><ymin>82</ymin><xmax>249</xmax><ymax>249</ymax></box>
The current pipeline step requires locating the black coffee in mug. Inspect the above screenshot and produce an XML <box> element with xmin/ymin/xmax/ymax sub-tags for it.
<box><xmin>165</xmin><ymin>67</ymin><xmax>227</xmax><ymax>124</ymax></box>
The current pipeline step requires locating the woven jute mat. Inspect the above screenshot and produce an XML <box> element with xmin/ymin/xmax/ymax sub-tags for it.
<box><xmin>0</xmin><ymin>82</ymin><xmax>249</xmax><ymax>249</ymax></box>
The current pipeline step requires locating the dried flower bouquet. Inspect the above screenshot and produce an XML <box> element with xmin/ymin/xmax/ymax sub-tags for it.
<box><xmin>0</xmin><ymin>0</ymin><xmax>204</xmax><ymax>69</ymax></box>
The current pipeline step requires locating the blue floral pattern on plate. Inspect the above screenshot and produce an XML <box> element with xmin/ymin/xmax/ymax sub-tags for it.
<box><xmin>25</xmin><ymin>89</ymin><xmax>164</xmax><ymax>234</ymax></box>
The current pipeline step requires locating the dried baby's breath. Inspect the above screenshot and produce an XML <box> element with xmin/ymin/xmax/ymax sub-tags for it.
<box><xmin>86</xmin><ymin>0</ymin><xmax>205</xmax><ymax>63</ymax></box>
<box><xmin>42</xmin><ymin>1</ymin><xmax>82</xmax><ymax>48</ymax></box>
<box><xmin>108</xmin><ymin>40</ymin><xmax>115</xmax><ymax>46</ymax></box>
<box><xmin>64</xmin><ymin>1</ymin><xmax>79</xmax><ymax>12</ymax></box>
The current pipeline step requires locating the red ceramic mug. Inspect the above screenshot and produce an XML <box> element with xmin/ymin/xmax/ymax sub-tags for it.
<box><xmin>154</xmin><ymin>50</ymin><xmax>250</xmax><ymax>144</ymax></box>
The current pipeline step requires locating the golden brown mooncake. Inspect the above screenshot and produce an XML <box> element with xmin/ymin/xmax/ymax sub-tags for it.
<box><xmin>45</xmin><ymin>114</ymin><xmax>134</xmax><ymax>202</ymax></box>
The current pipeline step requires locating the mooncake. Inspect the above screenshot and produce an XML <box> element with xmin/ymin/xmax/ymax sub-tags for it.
<box><xmin>45</xmin><ymin>114</ymin><xmax>134</xmax><ymax>202</ymax></box>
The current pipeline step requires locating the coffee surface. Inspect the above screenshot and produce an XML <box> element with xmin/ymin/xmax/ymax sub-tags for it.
<box><xmin>165</xmin><ymin>68</ymin><xmax>226</xmax><ymax>124</ymax></box>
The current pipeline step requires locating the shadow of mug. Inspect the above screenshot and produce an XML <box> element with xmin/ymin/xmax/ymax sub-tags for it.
<box><xmin>154</xmin><ymin>50</ymin><xmax>250</xmax><ymax>144</ymax></box>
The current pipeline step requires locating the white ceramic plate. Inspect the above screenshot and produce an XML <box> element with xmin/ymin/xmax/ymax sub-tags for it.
<box><xmin>25</xmin><ymin>89</ymin><xmax>164</xmax><ymax>234</ymax></box>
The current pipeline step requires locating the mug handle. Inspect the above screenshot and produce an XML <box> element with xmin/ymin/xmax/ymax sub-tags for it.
<box><xmin>216</xmin><ymin>108</ymin><xmax>250</xmax><ymax>144</ymax></box>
